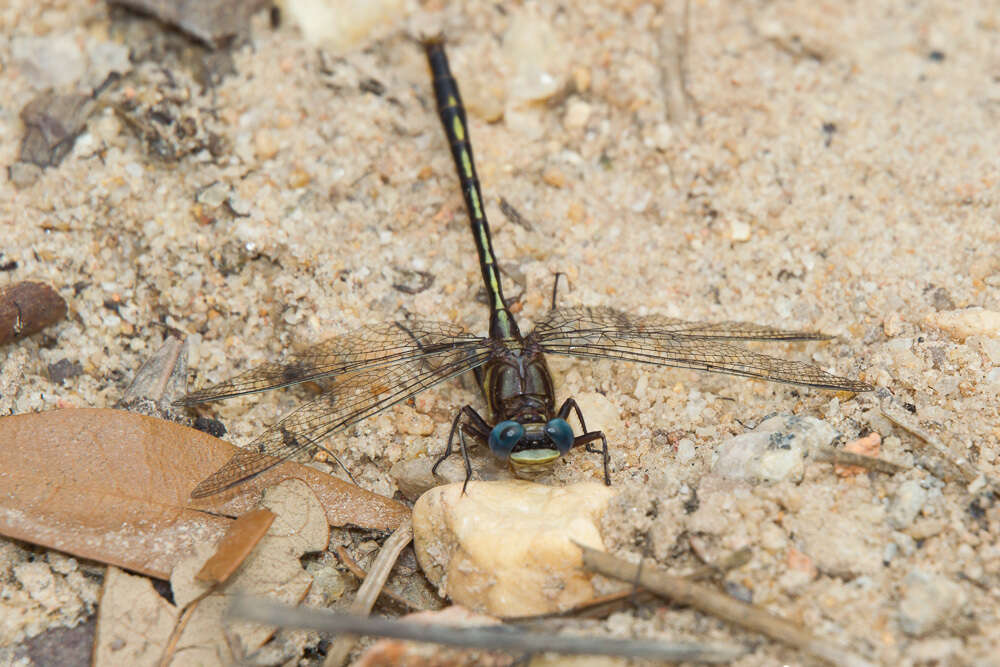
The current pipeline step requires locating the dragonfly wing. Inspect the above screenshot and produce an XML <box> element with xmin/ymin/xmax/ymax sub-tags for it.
<box><xmin>534</xmin><ymin>305</ymin><xmax>833</xmax><ymax>341</ymax></box>
<box><xmin>190</xmin><ymin>344</ymin><xmax>493</xmax><ymax>497</ymax></box>
<box><xmin>178</xmin><ymin>321</ymin><xmax>482</xmax><ymax>405</ymax></box>
<box><xmin>532</xmin><ymin>306</ymin><xmax>871</xmax><ymax>392</ymax></box>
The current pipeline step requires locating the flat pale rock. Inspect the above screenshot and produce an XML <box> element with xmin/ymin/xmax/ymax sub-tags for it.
<box><xmin>924</xmin><ymin>307</ymin><xmax>1000</xmax><ymax>341</ymax></box>
<box><xmin>412</xmin><ymin>481</ymin><xmax>615</xmax><ymax>617</ymax></box>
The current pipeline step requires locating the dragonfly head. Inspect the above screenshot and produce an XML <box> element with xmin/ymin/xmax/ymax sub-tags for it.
<box><xmin>489</xmin><ymin>418</ymin><xmax>575</xmax><ymax>476</ymax></box>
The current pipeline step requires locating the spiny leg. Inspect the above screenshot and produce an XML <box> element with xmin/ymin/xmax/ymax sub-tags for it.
<box><xmin>458</xmin><ymin>427</ymin><xmax>475</xmax><ymax>493</ymax></box>
<box><xmin>556</xmin><ymin>397</ymin><xmax>610</xmax><ymax>483</ymax></box>
<box><xmin>550</xmin><ymin>272</ymin><xmax>568</xmax><ymax>310</ymax></box>
<box><xmin>556</xmin><ymin>396</ymin><xmax>590</xmax><ymax>433</ymax></box>
<box><xmin>571</xmin><ymin>430</ymin><xmax>611</xmax><ymax>485</ymax></box>
<box><xmin>434</xmin><ymin>404</ymin><xmax>491</xmax><ymax>476</ymax></box>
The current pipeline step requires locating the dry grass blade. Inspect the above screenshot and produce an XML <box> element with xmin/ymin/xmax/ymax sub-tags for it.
<box><xmin>324</xmin><ymin>518</ymin><xmax>414</xmax><ymax>666</ymax></box>
<box><xmin>576</xmin><ymin>543</ymin><xmax>874</xmax><ymax>667</ymax></box>
<box><xmin>228</xmin><ymin>596</ymin><xmax>747</xmax><ymax>662</ymax></box>
<box><xmin>880</xmin><ymin>396</ymin><xmax>998</xmax><ymax>492</ymax></box>
<box><xmin>335</xmin><ymin>545</ymin><xmax>422</xmax><ymax>611</ymax></box>
<box><xmin>812</xmin><ymin>445</ymin><xmax>905</xmax><ymax>475</ymax></box>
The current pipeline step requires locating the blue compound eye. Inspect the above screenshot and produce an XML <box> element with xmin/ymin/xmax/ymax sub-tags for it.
<box><xmin>544</xmin><ymin>418</ymin><xmax>574</xmax><ymax>455</ymax></box>
<box><xmin>488</xmin><ymin>420</ymin><xmax>525</xmax><ymax>458</ymax></box>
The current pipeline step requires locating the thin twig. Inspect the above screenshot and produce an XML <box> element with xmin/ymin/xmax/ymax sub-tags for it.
<box><xmin>509</xmin><ymin>546</ymin><xmax>753</xmax><ymax>623</ymax></box>
<box><xmin>158</xmin><ymin>588</ymin><xmax>213</xmax><ymax>667</ymax></box>
<box><xmin>323</xmin><ymin>519</ymin><xmax>413</xmax><ymax>666</ymax></box>
<box><xmin>812</xmin><ymin>445</ymin><xmax>906</xmax><ymax>475</ymax></box>
<box><xmin>880</xmin><ymin>396</ymin><xmax>999</xmax><ymax>493</ymax></box>
<box><xmin>576</xmin><ymin>544</ymin><xmax>874</xmax><ymax>667</ymax></box>
<box><xmin>228</xmin><ymin>596</ymin><xmax>746</xmax><ymax>662</ymax></box>
<box><xmin>334</xmin><ymin>545</ymin><xmax>422</xmax><ymax>611</ymax></box>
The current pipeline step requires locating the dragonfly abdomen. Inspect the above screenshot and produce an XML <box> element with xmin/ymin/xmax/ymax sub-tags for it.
<box><xmin>424</xmin><ymin>38</ymin><xmax>519</xmax><ymax>341</ymax></box>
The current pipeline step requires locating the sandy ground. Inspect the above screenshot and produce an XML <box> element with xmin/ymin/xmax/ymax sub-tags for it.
<box><xmin>2</xmin><ymin>1</ymin><xmax>999</xmax><ymax>664</ymax></box>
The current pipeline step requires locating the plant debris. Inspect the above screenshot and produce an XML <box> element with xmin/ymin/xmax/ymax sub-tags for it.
<box><xmin>0</xmin><ymin>281</ymin><xmax>67</xmax><ymax>346</ymax></box>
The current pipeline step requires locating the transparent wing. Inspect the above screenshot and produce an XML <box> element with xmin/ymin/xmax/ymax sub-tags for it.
<box><xmin>532</xmin><ymin>306</ymin><xmax>871</xmax><ymax>392</ymax></box>
<box><xmin>534</xmin><ymin>305</ymin><xmax>832</xmax><ymax>341</ymax></box>
<box><xmin>178</xmin><ymin>321</ymin><xmax>483</xmax><ymax>405</ymax></box>
<box><xmin>190</xmin><ymin>346</ymin><xmax>493</xmax><ymax>498</ymax></box>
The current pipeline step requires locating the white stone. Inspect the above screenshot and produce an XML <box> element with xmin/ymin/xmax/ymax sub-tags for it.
<box><xmin>887</xmin><ymin>479</ymin><xmax>927</xmax><ymax>529</ymax></box>
<box><xmin>898</xmin><ymin>570</ymin><xmax>967</xmax><ymax>636</ymax></box>
<box><xmin>729</xmin><ymin>219</ymin><xmax>751</xmax><ymax>242</ymax></box>
<box><xmin>412</xmin><ymin>481</ymin><xmax>615</xmax><ymax>617</ymax></box>
<box><xmin>712</xmin><ymin>414</ymin><xmax>837</xmax><ymax>484</ymax></box>
<box><xmin>503</xmin><ymin>6</ymin><xmax>568</xmax><ymax>103</ymax></box>
<box><xmin>12</xmin><ymin>35</ymin><xmax>85</xmax><ymax>89</ymax></box>
<box><xmin>564</xmin><ymin>99</ymin><xmax>591</xmax><ymax>130</ymax></box>
<box><xmin>675</xmin><ymin>438</ymin><xmax>696</xmax><ymax>463</ymax></box>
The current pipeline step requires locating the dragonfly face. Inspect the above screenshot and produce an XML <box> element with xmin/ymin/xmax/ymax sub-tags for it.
<box><xmin>489</xmin><ymin>417</ymin><xmax>575</xmax><ymax>470</ymax></box>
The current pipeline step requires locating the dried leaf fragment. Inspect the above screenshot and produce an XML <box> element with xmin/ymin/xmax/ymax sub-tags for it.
<box><xmin>93</xmin><ymin>566</ymin><xmax>178</xmax><ymax>667</ymax></box>
<box><xmin>169</xmin><ymin>480</ymin><xmax>329</xmax><ymax>660</ymax></box>
<box><xmin>195</xmin><ymin>508</ymin><xmax>275</xmax><ymax>585</ymax></box>
<box><xmin>0</xmin><ymin>408</ymin><xmax>408</xmax><ymax>579</ymax></box>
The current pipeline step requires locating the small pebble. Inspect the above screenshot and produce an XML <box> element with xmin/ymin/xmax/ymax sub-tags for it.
<box><xmin>11</xmin><ymin>34</ymin><xmax>85</xmax><ymax>89</ymax></box>
<box><xmin>196</xmin><ymin>182</ymin><xmax>231</xmax><ymax>208</ymax></box>
<box><xmin>729</xmin><ymin>219</ymin><xmax>751</xmax><ymax>242</ymax></box>
<box><xmin>8</xmin><ymin>162</ymin><xmax>42</xmax><ymax>188</ymax></box>
<box><xmin>542</xmin><ymin>167</ymin><xmax>567</xmax><ymax>188</ymax></box>
<box><xmin>650</xmin><ymin>122</ymin><xmax>673</xmax><ymax>150</ymax></box>
<box><xmin>785</xmin><ymin>546</ymin><xmax>817</xmax><ymax>579</ymax></box>
<box><xmin>254</xmin><ymin>129</ymin><xmax>279</xmax><ymax>160</ymax></box>
<box><xmin>563</xmin><ymin>99</ymin><xmax>591</xmax><ymax>130</ymax></box>
<box><xmin>675</xmin><ymin>437</ymin><xmax>696</xmax><ymax>463</ymax></box>
<box><xmin>503</xmin><ymin>7</ymin><xmax>567</xmax><ymax>102</ymax></box>
<box><xmin>882</xmin><ymin>312</ymin><xmax>905</xmax><ymax>337</ymax></box>
<box><xmin>898</xmin><ymin>570</ymin><xmax>966</xmax><ymax>636</ymax></box>
<box><xmin>835</xmin><ymin>432</ymin><xmax>882</xmax><ymax>477</ymax></box>
<box><xmin>394</xmin><ymin>404</ymin><xmax>435</xmax><ymax>436</ymax></box>
<box><xmin>288</xmin><ymin>168</ymin><xmax>311</xmax><ymax>189</ymax></box>
<box><xmin>887</xmin><ymin>479</ymin><xmax>927</xmax><ymax>530</ymax></box>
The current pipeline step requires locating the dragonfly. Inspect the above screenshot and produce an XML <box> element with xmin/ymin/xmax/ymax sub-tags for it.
<box><xmin>178</xmin><ymin>38</ymin><xmax>872</xmax><ymax>498</ymax></box>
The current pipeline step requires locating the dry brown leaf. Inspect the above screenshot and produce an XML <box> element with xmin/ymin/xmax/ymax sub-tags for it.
<box><xmin>93</xmin><ymin>566</ymin><xmax>178</xmax><ymax>667</ymax></box>
<box><xmin>196</xmin><ymin>508</ymin><xmax>275</xmax><ymax>585</ymax></box>
<box><xmin>169</xmin><ymin>480</ymin><xmax>330</xmax><ymax>662</ymax></box>
<box><xmin>0</xmin><ymin>408</ymin><xmax>409</xmax><ymax>578</ymax></box>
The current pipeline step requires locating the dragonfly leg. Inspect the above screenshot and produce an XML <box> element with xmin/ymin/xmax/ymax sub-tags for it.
<box><xmin>572</xmin><ymin>430</ymin><xmax>611</xmax><ymax>485</ymax></box>
<box><xmin>550</xmin><ymin>272</ymin><xmax>568</xmax><ymax>310</ymax></box>
<box><xmin>555</xmin><ymin>396</ymin><xmax>590</xmax><ymax>434</ymax></box>
<box><xmin>556</xmin><ymin>397</ymin><xmax>610</xmax><ymax>483</ymax></box>
<box><xmin>434</xmin><ymin>404</ymin><xmax>490</xmax><ymax>476</ymax></box>
<box><xmin>458</xmin><ymin>428</ymin><xmax>474</xmax><ymax>494</ymax></box>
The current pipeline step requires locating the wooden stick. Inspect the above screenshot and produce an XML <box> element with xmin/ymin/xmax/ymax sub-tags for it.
<box><xmin>576</xmin><ymin>544</ymin><xmax>874</xmax><ymax>667</ymax></box>
<box><xmin>229</xmin><ymin>596</ymin><xmax>746</xmax><ymax>662</ymax></box>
